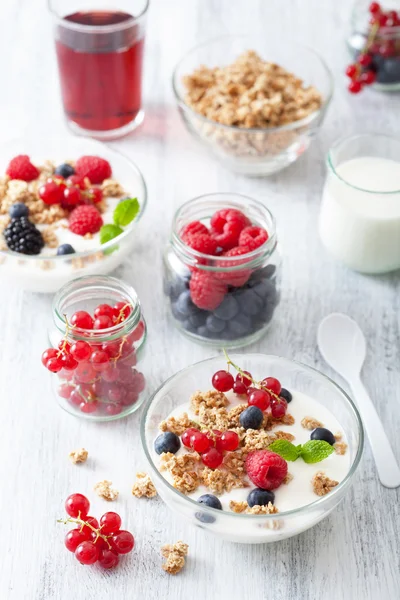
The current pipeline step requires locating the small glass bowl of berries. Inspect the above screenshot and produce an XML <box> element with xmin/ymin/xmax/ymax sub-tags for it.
<box><xmin>347</xmin><ymin>1</ymin><xmax>400</xmax><ymax>92</ymax></box>
<box><xmin>42</xmin><ymin>275</ymin><xmax>147</xmax><ymax>420</ymax></box>
<box><xmin>163</xmin><ymin>193</ymin><xmax>281</xmax><ymax>348</ymax></box>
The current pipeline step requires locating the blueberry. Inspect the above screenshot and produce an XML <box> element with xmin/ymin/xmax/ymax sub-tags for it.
<box><xmin>239</xmin><ymin>406</ymin><xmax>263</xmax><ymax>430</ymax></box>
<box><xmin>9</xmin><ymin>203</ymin><xmax>29</xmax><ymax>218</ymax></box>
<box><xmin>154</xmin><ymin>432</ymin><xmax>181</xmax><ymax>455</ymax></box>
<box><xmin>213</xmin><ymin>295</ymin><xmax>239</xmax><ymax>320</ymax></box>
<box><xmin>189</xmin><ymin>310</ymin><xmax>207</xmax><ymax>328</ymax></box>
<box><xmin>237</xmin><ymin>289</ymin><xmax>264</xmax><ymax>316</ymax></box>
<box><xmin>280</xmin><ymin>388</ymin><xmax>292</xmax><ymax>403</ymax></box>
<box><xmin>206</xmin><ymin>314</ymin><xmax>226</xmax><ymax>334</ymax></box>
<box><xmin>381</xmin><ymin>57</ymin><xmax>400</xmax><ymax>84</ymax></box>
<box><xmin>182</xmin><ymin>319</ymin><xmax>197</xmax><ymax>333</ymax></box>
<box><xmin>195</xmin><ymin>494</ymin><xmax>222</xmax><ymax>523</ymax></box>
<box><xmin>54</xmin><ymin>163</ymin><xmax>75</xmax><ymax>178</ymax></box>
<box><xmin>248</xmin><ymin>264</ymin><xmax>276</xmax><ymax>285</ymax></box>
<box><xmin>175</xmin><ymin>290</ymin><xmax>195</xmax><ymax>317</ymax></box>
<box><xmin>247</xmin><ymin>488</ymin><xmax>275</xmax><ymax>507</ymax></box>
<box><xmin>228</xmin><ymin>313</ymin><xmax>252</xmax><ymax>337</ymax></box>
<box><xmin>252</xmin><ymin>279</ymin><xmax>276</xmax><ymax>300</ymax></box>
<box><xmin>197</xmin><ymin>325</ymin><xmax>209</xmax><ymax>338</ymax></box>
<box><xmin>310</xmin><ymin>427</ymin><xmax>335</xmax><ymax>446</ymax></box>
<box><xmin>168</xmin><ymin>277</ymin><xmax>189</xmax><ymax>300</ymax></box>
<box><xmin>57</xmin><ymin>243</ymin><xmax>75</xmax><ymax>256</ymax></box>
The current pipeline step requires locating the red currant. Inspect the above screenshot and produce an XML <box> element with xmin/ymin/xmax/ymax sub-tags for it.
<box><xmin>236</xmin><ymin>371</ymin><xmax>252</xmax><ymax>387</ymax></box>
<box><xmin>233</xmin><ymin>380</ymin><xmax>247</xmax><ymax>395</ymax></box>
<box><xmin>368</xmin><ymin>2</ymin><xmax>381</xmax><ymax>14</ymax></box>
<box><xmin>360</xmin><ymin>70</ymin><xmax>376</xmax><ymax>85</ymax></box>
<box><xmin>94</xmin><ymin>315</ymin><xmax>113</xmax><ymax>330</ymax></box>
<box><xmin>201</xmin><ymin>447</ymin><xmax>223</xmax><ymax>469</ymax></box>
<box><xmin>65</xmin><ymin>528</ymin><xmax>90</xmax><ymax>552</ymax></box>
<box><xmin>39</xmin><ymin>181</ymin><xmax>63</xmax><ymax>205</ymax></box>
<box><xmin>41</xmin><ymin>348</ymin><xmax>58</xmax><ymax>366</ymax></box>
<box><xmin>80</xmin><ymin>516</ymin><xmax>99</xmax><ymax>537</ymax></box>
<box><xmin>74</xmin><ymin>362</ymin><xmax>96</xmax><ymax>383</ymax></box>
<box><xmin>248</xmin><ymin>389</ymin><xmax>271</xmax><ymax>411</ymax></box>
<box><xmin>113</xmin><ymin>302</ymin><xmax>131</xmax><ymax>322</ymax></box>
<box><xmin>46</xmin><ymin>356</ymin><xmax>63</xmax><ymax>373</ymax></box>
<box><xmin>130</xmin><ymin>371</ymin><xmax>145</xmax><ymax>393</ymax></box>
<box><xmin>75</xmin><ymin>541</ymin><xmax>99</xmax><ymax>565</ymax></box>
<box><xmin>205</xmin><ymin>429</ymin><xmax>222</xmax><ymax>447</ymax></box>
<box><xmin>86</xmin><ymin>188</ymin><xmax>103</xmax><ymax>204</ymax></box>
<box><xmin>378</xmin><ymin>13</ymin><xmax>388</xmax><ymax>26</ymax></box>
<box><xmin>358</xmin><ymin>53</ymin><xmax>372</xmax><ymax>67</ymax></box>
<box><xmin>98</xmin><ymin>548</ymin><xmax>119</xmax><ymax>569</ymax></box>
<box><xmin>70</xmin><ymin>340</ymin><xmax>92</xmax><ymax>362</ymax></box>
<box><xmin>190</xmin><ymin>431</ymin><xmax>212</xmax><ymax>453</ymax></box>
<box><xmin>262</xmin><ymin>377</ymin><xmax>282</xmax><ymax>396</ymax></box>
<box><xmin>127</xmin><ymin>320</ymin><xmax>145</xmax><ymax>343</ymax></box>
<box><xmin>345</xmin><ymin>64</ymin><xmax>357</xmax><ymax>78</ymax></box>
<box><xmin>58</xmin><ymin>340</ymin><xmax>71</xmax><ymax>353</ymax></box>
<box><xmin>68</xmin><ymin>174</ymin><xmax>88</xmax><ymax>190</ymax></box>
<box><xmin>101</xmin><ymin>341</ymin><xmax>120</xmax><ymax>358</ymax></box>
<box><xmin>102</xmin><ymin>366</ymin><xmax>120</xmax><ymax>382</ymax></box>
<box><xmin>70</xmin><ymin>389</ymin><xmax>83</xmax><ymax>406</ymax></box>
<box><xmin>70</xmin><ymin>311</ymin><xmax>94</xmax><ymax>330</ymax></box>
<box><xmin>379</xmin><ymin>41</ymin><xmax>395</xmax><ymax>58</ymax></box>
<box><xmin>94</xmin><ymin>304</ymin><xmax>114</xmax><ymax>319</ymax></box>
<box><xmin>99</xmin><ymin>512</ymin><xmax>121</xmax><ymax>534</ymax></box>
<box><xmin>62</xmin><ymin>186</ymin><xmax>81</xmax><ymax>208</ymax></box>
<box><xmin>80</xmin><ymin>401</ymin><xmax>98</xmax><ymax>414</ymax></box>
<box><xmin>216</xmin><ymin>430</ymin><xmax>239</xmax><ymax>452</ymax></box>
<box><xmin>60</xmin><ymin>354</ymin><xmax>78</xmax><ymax>371</ymax></box>
<box><xmin>182</xmin><ymin>427</ymin><xmax>199</xmax><ymax>448</ymax></box>
<box><xmin>270</xmin><ymin>397</ymin><xmax>288</xmax><ymax>418</ymax></box>
<box><xmin>65</xmin><ymin>493</ymin><xmax>90</xmax><ymax>518</ymax></box>
<box><xmin>91</xmin><ymin>350</ymin><xmax>110</xmax><ymax>372</ymax></box>
<box><xmin>107</xmin><ymin>384</ymin><xmax>125</xmax><ymax>402</ymax></box>
<box><xmin>212</xmin><ymin>370</ymin><xmax>234</xmax><ymax>392</ymax></box>
<box><xmin>110</xmin><ymin>530</ymin><xmax>134</xmax><ymax>554</ymax></box>
<box><xmin>246</xmin><ymin>386</ymin><xmax>258</xmax><ymax>396</ymax></box>
<box><xmin>58</xmin><ymin>383</ymin><xmax>74</xmax><ymax>399</ymax></box>
<box><xmin>348</xmin><ymin>80</ymin><xmax>362</xmax><ymax>94</ymax></box>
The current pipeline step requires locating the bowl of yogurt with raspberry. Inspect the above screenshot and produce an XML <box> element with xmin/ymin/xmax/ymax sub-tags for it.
<box><xmin>0</xmin><ymin>136</ymin><xmax>146</xmax><ymax>292</ymax></box>
<box><xmin>141</xmin><ymin>354</ymin><xmax>363</xmax><ymax>543</ymax></box>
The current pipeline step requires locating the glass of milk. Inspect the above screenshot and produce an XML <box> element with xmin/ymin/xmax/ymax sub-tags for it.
<box><xmin>319</xmin><ymin>133</ymin><xmax>400</xmax><ymax>274</ymax></box>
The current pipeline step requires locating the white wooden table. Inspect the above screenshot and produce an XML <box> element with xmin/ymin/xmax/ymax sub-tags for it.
<box><xmin>1</xmin><ymin>0</ymin><xmax>399</xmax><ymax>598</ymax></box>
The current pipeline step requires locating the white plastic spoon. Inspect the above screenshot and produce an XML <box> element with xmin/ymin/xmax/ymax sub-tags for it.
<box><xmin>317</xmin><ymin>312</ymin><xmax>400</xmax><ymax>489</ymax></box>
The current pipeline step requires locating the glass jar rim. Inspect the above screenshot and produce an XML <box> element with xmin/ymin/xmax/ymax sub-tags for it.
<box><xmin>327</xmin><ymin>133</ymin><xmax>400</xmax><ymax>194</ymax></box>
<box><xmin>48</xmin><ymin>0</ymin><xmax>150</xmax><ymax>33</ymax></box>
<box><xmin>171</xmin><ymin>193</ymin><xmax>277</xmax><ymax>271</ymax></box>
<box><xmin>52</xmin><ymin>275</ymin><xmax>142</xmax><ymax>342</ymax></box>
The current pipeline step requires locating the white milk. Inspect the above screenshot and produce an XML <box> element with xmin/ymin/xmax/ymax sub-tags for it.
<box><xmin>319</xmin><ymin>156</ymin><xmax>400</xmax><ymax>273</ymax></box>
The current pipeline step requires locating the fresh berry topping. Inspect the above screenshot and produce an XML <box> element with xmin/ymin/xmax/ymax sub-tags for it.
<box><xmin>246</xmin><ymin>386</ymin><xmax>258</xmax><ymax>396</ymax></box>
<box><xmin>70</xmin><ymin>340</ymin><xmax>92</xmax><ymax>362</ymax></box>
<box><xmin>184</xmin><ymin>233</ymin><xmax>218</xmax><ymax>255</ymax></box>
<box><xmin>75</xmin><ymin>541</ymin><xmax>99</xmax><ymax>565</ymax></box>
<box><xmin>154</xmin><ymin>432</ymin><xmax>181</xmax><ymax>455</ymax></box>
<box><xmin>99</xmin><ymin>512</ymin><xmax>121</xmax><ymax>534</ymax></box>
<box><xmin>247</xmin><ymin>488</ymin><xmax>275</xmax><ymax>507</ymax></box>
<box><xmin>39</xmin><ymin>180</ymin><xmax>64</xmax><ymax>205</ymax></box>
<box><xmin>57</xmin><ymin>243</ymin><xmax>75</xmax><ymax>255</ymax></box>
<box><xmin>210</xmin><ymin>209</ymin><xmax>251</xmax><ymax>250</ymax></box>
<box><xmin>245</xmin><ymin>450</ymin><xmax>288</xmax><ymax>490</ymax></box>
<box><xmin>239</xmin><ymin>406</ymin><xmax>263</xmax><ymax>430</ymax></box>
<box><xmin>216</xmin><ymin>430</ymin><xmax>239</xmax><ymax>452</ymax></box>
<box><xmin>85</xmin><ymin>187</ymin><xmax>103</xmax><ymax>204</ymax></box>
<box><xmin>65</xmin><ymin>493</ymin><xmax>90</xmax><ymax>518</ymax></box>
<box><xmin>190</xmin><ymin>431</ymin><xmax>212</xmax><ymax>453</ymax></box>
<box><xmin>236</xmin><ymin>371</ymin><xmax>252</xmax><ymax>387</ymax></box>
<box><xmin>181</xmin><ymin>221</ymin><xmax>209</xmax><ymax>240</ymax></box>
<box><xmin>189</xmin><ymin>271</ymin><xmax>227</xmax><ymax>310</ymax></box>
<box><xmin>4</xmin><ymin>217</ymin><xmax>44</xmax><ymax>255</ymax></box>
<box><xmin>233</xmin><ymin>380</ymin><xmax>247</xmax><ymax>395</ymax></box>
<box><xmin>69</xmin><ymin>205</ymin><xmax>103</xmax><ymax>236</ymax></box>
<box><xmin>270</xmin><ymin>397</ymin><xmax>287</xmax><ymax>418</ymax></box>
<box><xmin>68</xmin><ymin>174</ymin><xmax>88</xmax><ymax>190</ymax></box>
<box><xmin>110</xmin><ymin>530</ymin><xmax>134</xmax><ymax>554</ymax></box>
<box><xmin>279</xmin><ymin>388</ymin><xmax>292</xmax><ymax>403</ymax></box>
<box><xmin>201</xmin><ymin>447</ymin><xmax>223</xmax><ymax>469</ymax></box>
<box><xmin>93</xmin><ymin>315</ymin><xmax>113</xmax><ymax>330</ymax></box>
<box><xmin>248</xmin><ymin>389</ymin><xmax>271</xmax><ymax>411</ymax></box>
<box><xmin>197</xmin><ymin>494</ymin><xmax>222</xmax><ymax>510</ymax></box>
<box><xmin>310</xmin><ymin>427</ymin><xmax>336</xmax><ymax>445</ymax></box>
<box><xmin>262</xmin><ymin>377</ymin><xmax>282</xmax><ymax>396</ymax></box>
<box><xmin>6</xmin><ymin>155</ymin><xmax>39</xmax><ymax>182</ymax></box>
<box><xmin>70</xmin><ymin>311</ymin><xmax>94</xmax><ymax>329</ymax></box>
<box><xmin>75</xmin><ymin>156</ymin><xmax>112</xmax><ymax>184</ymax></box>
<box><xmin>9</xmin><ymin>203</ymin><xmax>29</xmax><ymax>218</ymax></box>
<box><xmin>65</xmin><ymin>528</ymin><xmax>90</xmax><ymax>552</ymax></box>
<box><xmin>181</xmin><ymin>427</ymin><xmax>200</xmax><ymax>448</ymax></box>
<box><xmin>238</xmin><ymin>226</ymin><xmax>269</xmax><ymax>251</ymax></box>
<box><xmin>55</xmin><ymin>163</ymin><xmax>75</xmax><ymax>178</ymax></box>
<box><xmin>212</xmin><ymin>369</ymin><xmax>234</xmax><ymax>392</ymax></box>
<box><xmin>62</xmin><ymin>186</ymin><xmax>82</xmax><ymax>208</ymax></box>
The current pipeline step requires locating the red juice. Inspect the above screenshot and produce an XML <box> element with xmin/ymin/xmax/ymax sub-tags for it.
<box><xmin>55</xmin><ymin>11</ymin><xmax>145</xmax><ymax>133</ymax></box>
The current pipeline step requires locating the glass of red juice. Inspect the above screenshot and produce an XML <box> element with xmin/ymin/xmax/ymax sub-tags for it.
<box><xmin>49</xmin><ymin>1</ymin><xmax>149</xmax><ymax>139</ymax></box>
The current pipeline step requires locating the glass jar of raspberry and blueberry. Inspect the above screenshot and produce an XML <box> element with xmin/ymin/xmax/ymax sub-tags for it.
<box><xmin>42</xmin><ymin>275</ymin><xmax>147</xmax><ymax>420</ymax></box>
<box><xmin>163</xmin><ymin>193</ymin><xmax>281</xmax><ymax>348</ymax></box>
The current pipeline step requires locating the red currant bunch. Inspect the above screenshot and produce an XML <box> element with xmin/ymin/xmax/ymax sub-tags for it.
<box><xmin>181</xmin><ymin>426</ymin><xmax>239</xmax><ymax>469</ymax></box>
<box><xmin>60</xmin><ymin>493</ymin><xmax>134</xmax><ymax>569</ymax></box>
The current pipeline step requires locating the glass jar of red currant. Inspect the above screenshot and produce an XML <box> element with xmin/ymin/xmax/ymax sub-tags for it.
<box><xmin>43</xmin><ymin>275</ymin><xmax>147</xmax><ymax>420</ymax></box>
<box><xmin>163</xmin><ymin>193</ymin><xmax>281</xmax><ymax>348</ymax></box>
<box><xmin>347</xmin><ymin>1</ymin><xmax>400</xmax><ymax>92</ymax></box>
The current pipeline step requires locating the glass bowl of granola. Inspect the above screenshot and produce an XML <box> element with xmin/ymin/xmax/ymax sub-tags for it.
<box><xmin>172</xmin><ymin>36</ymin><xmax>333</xmax><ymax>176</ymax></box>
<box><xmin>0</xmin><ymin>136</ymin><xmax>146</xmax><ymax>292</ymax></box>
<box><xmin>141</xmin><ymin>354</ymin><xmax>363</xmax><ymax>543</ymax></box>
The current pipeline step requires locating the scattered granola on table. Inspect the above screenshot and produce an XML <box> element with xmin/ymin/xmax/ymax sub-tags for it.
<box><xmin>161</xmin><ymin>541</ymin><xmax>189</xmax><ymax>575</ymax></box>
<box><xmin>94</xmin><ymin>480</ymin><xmax>119</xmax><ymax>501</ymax></box>
<box><xmin>68</xmin><ymin>448</ymin><xmax>88</xmax><ymax>465</ymax></box>
<box><xmin>132</xmin><ymin>472</ymin><xmax>157</xmax><ymax>498</ymax></box>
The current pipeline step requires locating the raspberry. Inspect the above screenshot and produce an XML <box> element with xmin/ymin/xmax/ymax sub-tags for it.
<box><xmin>238</xmin><ymin>226</ymin><xmax>269</xmax><ymax>251</ymax></box>
<box><xmin>69</xmin><ymin>205</ymin><xmax>103</xmax><ymax>236</ymax></box>
<box><xmin>181</xmin><ymin>221</ymin><xmax>209</xmax><ymax>240</ymax></box>
<box><xmin>75</xmin><ymin>156</ymin><xmax>112</xmax><ymax>184</ymax></box>
<box><xmin>6</xmin><ymin>155</ymin><xmax>39</xmax><ymax>182</ymax></box>
<box><xmin>210</xmin><ymin>209</ymin><xmax>251</xmax><ymax>251</ymax></box>
<box><xmin>185</xmin><ymin>233</ymin><xmax>218</xmax><ymax>256</ymax></box>
<box><xmin>215</xmin><ymin>246</ymin><xmax>252</xmax><ymax>287</ymax></box>
<box><xmin>245</xmin><ymin>450</ymin><xmax>288</xmax><ymax>490</ymax></box>
<box><xmin>189</xmin><ymin>271</ymin><xmax>227</xmax><ymax>310</ymax></box>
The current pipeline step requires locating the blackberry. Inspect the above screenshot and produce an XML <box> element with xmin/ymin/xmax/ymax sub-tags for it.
<box><xmin>4</xmin><ymin>217</ymin><xmax>44</xmax><ymax>255</ymax></box>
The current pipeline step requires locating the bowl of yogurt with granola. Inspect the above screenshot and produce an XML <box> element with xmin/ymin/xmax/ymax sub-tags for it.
<box><xmin>0</xmin><ymin>136</ymin><xmax>146</xmax><ymax>292</ymax></box>
<box><xmin>141</xmin><ymin>354</ymin><xmax>363</xmax><ymax>543</ymax></box>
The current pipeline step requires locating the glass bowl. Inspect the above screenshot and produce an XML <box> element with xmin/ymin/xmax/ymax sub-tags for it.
<box><xmin>141</xmin><ymin>354</ymin><xmax>363</xmax><ymax>544</ymax></box>
<box><xmin>0</xmin><ymin>135</ymin><xmax>147</xmax><ymax>292</ymax></box>
<box><xmin>172</xmin><ymin>35</ymin><xmax>333</xmax><ymax>176</ymax></box>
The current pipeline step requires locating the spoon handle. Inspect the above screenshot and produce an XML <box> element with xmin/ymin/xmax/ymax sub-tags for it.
<box><xmin>351</xmin><ymin>377</ymin><xmax>400</xmax><ymax>489</ymax></box>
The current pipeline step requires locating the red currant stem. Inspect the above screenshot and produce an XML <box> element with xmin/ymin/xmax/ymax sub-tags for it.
<box><xmin>56</xmin><ymin>515</ymin><xmax>112</xmax><ymax>549</ymax></box>
<box><xmin>111</xmin><ymin>336</ymin><xmax>129</xmax><ymax>364</ymax></box>
<box><xmin>56</xmin><ymin>314</ymin><xmax>72</xmax><ymax>358</ymax></box>
<box><xmin>115</xmin><ymin>304</ymin><xmax>132</xmax><ymax>325</ymax></box>
<box><xmin>223</xmin><ymin>349</ymin><xmax>282</xmax><ymax>403</ymax></box>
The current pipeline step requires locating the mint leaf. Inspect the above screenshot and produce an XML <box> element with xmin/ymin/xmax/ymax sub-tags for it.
<box><xmin>268</xmin><ymin>440</ymin><xmax>302</xmax><ymax>462</ymax></box>
<box><xmin>113</xmin><ymin>198</ymin><xmax>140</xmax><ymax>227</ymax></box>
<box><xmin>300</xmin><ymin>440</ymin><xmax>335</xmax><ymax>464</ymax></box>
<box><xmin>100</xmin><ymin>224</ymin><xmax>123</xmax><ymax>245</ymax></box>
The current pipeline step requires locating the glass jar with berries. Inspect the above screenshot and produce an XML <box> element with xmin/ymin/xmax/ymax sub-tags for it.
<box><xmin>42</xmin><ymin>275</ymin><xmax>147</xmax><ymax>420</ymax></box>
<box><xmin>347</xmin><ymin>1</ymin><xmax>400</xmax><ymax>92</ymax></box>
<box><xmin>163</xmin><ymin>193</ymin><xmax>281</xmax><ymax>348</ymax></box>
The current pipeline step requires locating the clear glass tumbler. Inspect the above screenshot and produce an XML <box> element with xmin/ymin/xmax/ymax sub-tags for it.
<box><xmin>49</xmin><ymin>0</ymin><xmax>149</xmax><ymax>139</ymax></box>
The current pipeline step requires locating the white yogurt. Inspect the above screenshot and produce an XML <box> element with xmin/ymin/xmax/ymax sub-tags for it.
<box><xmin>319</xmin><ymin>156</ymin><xmax>400</xmax><ymax>274</ymax></box>
<box><xmin>154</xmin><ymin>390</ymin><xmax>350</xmax><ymax>513</ymax></box>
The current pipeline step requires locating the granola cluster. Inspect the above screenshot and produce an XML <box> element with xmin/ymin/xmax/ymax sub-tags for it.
<box><xmin>94</xmin><ymin>480</ymin><xmax>119</xmax><ymax>501</ymax></box>
<box><xmin>159</xmin><ymin>412</ymin><xmax>196</xmax><ymax>436</ymax></box>
<box><xmin>301</xmin><ymin>416</ymin><xmax>324</xmax><ymax>430</ymax></box>
<box><xmin>132</xmin><ymin>472</ymin><xmax>157</xmax><ymax>498</ymax></box>
<box><xmin>229</xmin><ymin>500</ymin><xmax>279</xmax><ymax>515</ymax></box>
<box><xmin>161</xmin><ymin>541</ymin><xmax>188</xmax><ymax>575</ymax></box>
<box><xmin>68</xmin><ymin>448</ymin><xmax>88</xmax><ymax>465</ymax></box>
<box><xmin>311</xmin><ymin>471</ymin><xmax>339</xmax><ymax>496</ymax></box>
